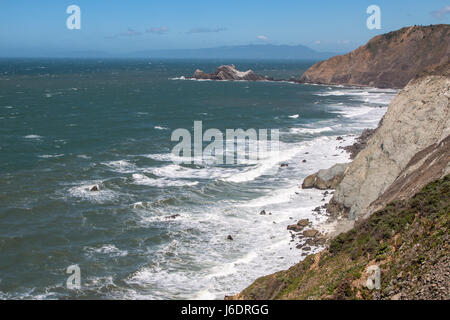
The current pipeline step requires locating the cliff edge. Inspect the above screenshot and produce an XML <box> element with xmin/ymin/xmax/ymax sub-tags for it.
<box><xmin>299</xmin><ymin>25</ymin><xmax>450</xmax><ymax>88</ymax></box>
<box><xmin>330</xmin><ymin>61</ymin><xmax>449</xmax><ymax>220</ymax></box>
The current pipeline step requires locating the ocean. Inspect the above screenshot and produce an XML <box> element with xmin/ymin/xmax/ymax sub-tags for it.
<box><xmin>0</xmin><ymin>59</ymin><xmax>397</xmax><ymax>299</ymax></box>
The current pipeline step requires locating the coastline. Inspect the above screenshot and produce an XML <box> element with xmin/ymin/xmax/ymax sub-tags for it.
<box><xmin>226</xmin><ymin>60</ymin><xmax>450</xmax><ymax>300</ymax></box>
<box><xmin>221</xmin><ymin>86</ymin><xmax>396</xmax><ymax>300</ymax></box>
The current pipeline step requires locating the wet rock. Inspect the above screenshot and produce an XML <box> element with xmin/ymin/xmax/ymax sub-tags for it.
<box><xmin>303</xmin><ymin>229</ymin><xmax>319</xmax><ymax>238</ymax></box>
<box><xmin>227</xmin><ymin>235</ymin><xmax>234</xmax><ymax>241</ymax></box>
<box><xmin>297</xmin><ymin>219</ymin><xmax>310</xmax><ymax>227</ymax></box>
<box><xmin>303</xmin><ymin>246</ymin><xmax>312</xmax><ymax>251</ymax></box>
<box><xmin>302</xmin><ymin>160</ymin><xmax>307</xmax><ymax>163</ymax></box>
<box><xmin>89</xmin><ymin>185</ymin><xmax>99</xmax><ymax>192</ymax></box>
<box><xmin>287</xmin><ymin>224</ymin><xmax>304</xmax><ymax>232</ymax></box>
<box><xmin>259</xmin><ymin>210</ymin><xmax>267</xmax><ymax>215</ymax></box>
<box><xmin>343</xmin><ymin>128</ymin><xmax>376</xmax><ymax>159</ymax></box>
<box><xmin>280</xmin><ymin>163</ymin><xmax>289</xmax><ymax>167</ymax></box>
<box><xmin>165</xmin><ymin>214</ymin><xmax>180</xmax><ymax>219</ymax></box>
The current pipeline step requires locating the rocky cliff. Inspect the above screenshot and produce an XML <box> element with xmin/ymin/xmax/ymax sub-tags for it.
<box><xmin>299</xmin><ymin>25</ymin><xmax>450</xmax><ymax>88</ymax></box>
<box><xmin>330</xmin><ymin>61</ymin><xmax>449</xmax><ymax>220</ymax></box>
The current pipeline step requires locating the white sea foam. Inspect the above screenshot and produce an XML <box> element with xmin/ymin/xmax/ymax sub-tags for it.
<box><xmin>38</xmin><ymin>154</ymin><xmax>64</xmax><ymax>159</ymax></box>
<box><xmin>330</xmin><ymin>105</ymin><xmax>375</xmax><ymax>118</ymax></box>
<box><xmin>132</xmin><ymin>173</ymin><xmax>199</xmax><ymax>187</ymax></box>
<box><xmin>289</xmin><ymin>126</ymin><xmax>333</xmax><ymax>134</ymax></box>
<box><xmin>85</xmin><ymin>245</ymin><xmax>128</xmax><ymax>257</ymax></box>
<box><xmin>148</xmin><ymin>164</ymin><xmax>236</xmax><ymax>180</ymax></box>
<box><xmin>288</xmin><ymin>114</ymin><xmax>300</xmax><ymax>119</ymax></box>
<box><xmin>24</xmin><ymin>135</ymin><xmax>42</xmax><ymax>139</ymax></box>
<box><xmin>68</xmin><ymin>183</ymin><xmax>117</xmax><ymax>202</ymax></box>
<box><xmin>154</xmin><ymin>126</ymin><xmax>168</xmax><ymax>130</ymax></box>
<box><xmin>315</xmin><ymin>87</ymin><xmax>397</xmax><ymax>105</ymax></box>
<box><xmin>102</xmin><ymin>160</ymin><xmax>136</xmax><ymax>173</ymax></box>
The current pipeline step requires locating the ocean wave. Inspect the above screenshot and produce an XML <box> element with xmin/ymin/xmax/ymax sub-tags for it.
<box><xmin>132</xmin><ymin>173</ymin><xmax>199</xmax><ymax>187</ymax></box>
<box><xmin>84</xmin><ymin>244</ymin><xmax>128</xmax><ymax>257</ymax></box>
<box><xmin>315</xmin><ymin>88</ymin><xmax>398</xmax><ymax>105</ymax></box>
<box><xmin>102</xmin><ymin>160</ymin><xmax>137</xmax><ymax>173</ymax></box>
<box><xmin>288</xmin><ymin>114</ymin><xmax>300</xmax><ymax>119</ymax></box>
<box><xmin>148</xmin><ymin>164</ymin><xmax>236</xmax><ymax>180</ymax></box>
<box><xmin>38</xmin><ymin>154</ymin><xmax>64</xmax><ymax>159</ymax></box>
<box><xmin>289</xmin><ymin>126</ymin><xmax>333</xmax><ymax>134</ymax></box>
<box><xmin>24</xmin><ymin>135</ymin><xmax>42</xmax><ymax>139</ymax></box>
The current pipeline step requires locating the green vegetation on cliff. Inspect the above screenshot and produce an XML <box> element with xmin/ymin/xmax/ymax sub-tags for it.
<box><xmin>235</xmin><ymin>175</ymin><xmax>450</xmax><ymax>300</ymax></box>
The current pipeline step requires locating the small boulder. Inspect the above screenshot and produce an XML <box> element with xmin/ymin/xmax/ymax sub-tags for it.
<box><xmin>297</xmin><ymin>219</ymin><xmax>310</xmax><ymax>227</ymax></box>
<box><xmin>303</xmin><ymin>229</ymin><xmax>319</xmax><ymax>238</ymax></box>
<box><xmin>287</xmin><ymin>224</ymin><xmax>304</xmax><ymax>232</ymax></box>
<box><xmin>89</xmin><ymin>185</ymin><xmax>99</xmax><ymax>192</ymax></box>
<box><xmin>301</xmin><ymin>163</ymin><xmax>349</xmax><ymax>190</ymax></box>
<box><xmin>227</xmin><ymin>235</ymin><xmax>234</xmax><ymax>241</ymax></box>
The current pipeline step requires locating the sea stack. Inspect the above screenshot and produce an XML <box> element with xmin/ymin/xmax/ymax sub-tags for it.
<box><xmin>191</xmin><ymin>65</ymin><xmax>266</xmax><ymax>81</ymax></box>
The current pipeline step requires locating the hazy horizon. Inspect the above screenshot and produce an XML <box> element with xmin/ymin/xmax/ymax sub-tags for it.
<box><xmin>1</xmin><ymin>0</ymin><xmax>449</xmax><ymax>58</ymax></box>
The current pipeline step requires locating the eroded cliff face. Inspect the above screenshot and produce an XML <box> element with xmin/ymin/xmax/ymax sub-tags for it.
<box><xmin>299</xmin><ymin>25</ymin><xmax>450</xmax><ymax>88</ymax></box>
<box><xmin>331</xmin><ymin>62</ymin><xmax>450</xmax><ymax>219</ymax></box>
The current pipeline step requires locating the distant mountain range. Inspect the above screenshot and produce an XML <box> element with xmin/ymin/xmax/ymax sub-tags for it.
<box><xmin>2</xmin><ymin>44</ymin><xmax>336</xmax><ymax>60</ymax></box>
<box><xmin>129</xmin><ymin>45</ymin><xmax>336</xmax><ymax>60</ymax></box>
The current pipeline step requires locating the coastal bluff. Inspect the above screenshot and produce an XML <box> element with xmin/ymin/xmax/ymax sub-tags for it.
<box><xmin>228</xmin><ymin>61</ymin><xmax>450</xmax><ymax>300</ymax></box>
<box><xmin>330</xmin><ymin>61</ymin><xmax>450</xmax><ymax>220</ymax></box>
<box><xmin>299</xmin><ymin>25</ymin><xmax>450</xmax><ymax>88</ymax></box>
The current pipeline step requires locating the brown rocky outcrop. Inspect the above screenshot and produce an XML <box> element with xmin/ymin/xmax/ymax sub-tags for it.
<box><xmin>299</xmin><ymin>25</ymin><xmax>450</xmax><ymax>88</ymax></box>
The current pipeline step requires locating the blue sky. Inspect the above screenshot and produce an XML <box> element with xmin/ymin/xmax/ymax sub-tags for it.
<box><xmin>0</xmin><ymin>0</ymin><xmax>449</xmax><ymax>56</ymax></box>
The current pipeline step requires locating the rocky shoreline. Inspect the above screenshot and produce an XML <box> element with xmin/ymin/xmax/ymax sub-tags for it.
<box><xmin>226</xmin><ymin>60</ymin><xmax>449</xmax><ymax>300</ymax></box>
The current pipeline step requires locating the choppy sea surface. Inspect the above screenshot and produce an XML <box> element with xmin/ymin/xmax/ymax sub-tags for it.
<box><xmin>0</xmin><ymin>59</ymin><xmax>397</xmax><ymax>299</ymax></box>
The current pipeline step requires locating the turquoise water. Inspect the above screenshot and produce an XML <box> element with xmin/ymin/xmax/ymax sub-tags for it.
<box><xmin>0</xmin><ymin>59</ymin><xmax>397</xmax><ymax>299</ymax></box>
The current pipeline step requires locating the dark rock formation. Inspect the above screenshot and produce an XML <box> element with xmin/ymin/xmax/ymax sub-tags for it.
<box><xmin>343</xmin><ymin>128</ymin><xmax>377</xmax><ymax>159</ymax></box>
<box><xmin>191</xmin><ymin>65</ymin><xmax>266</xmax><ymax>81</ymax></box>
<box><xmin>299</xmin><ymin>25</ymin><xmax>450</xmax><ymax>88</ymax></box>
